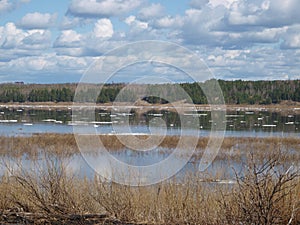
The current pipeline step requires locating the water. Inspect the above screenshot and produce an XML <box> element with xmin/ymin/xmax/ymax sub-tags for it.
<box><xmin>0</xmin><ymin>106</ymin><xmax>299</xmax><ymax>184</ymax></box>
<box><xmin>2</xmin><ymin>146</ymin><xmax>298</xmax><ymax>184</ymax></box>
<box><xmin>0</xmin><ymin>107</ymin><xmax>299</xmax><ymax>137</ymax></box>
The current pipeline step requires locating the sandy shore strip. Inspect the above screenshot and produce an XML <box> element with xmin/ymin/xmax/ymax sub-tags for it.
<box><xmin>0</xmin><ymin>101</ymin><xmax>300</xmax><ymax>114</ymax></box>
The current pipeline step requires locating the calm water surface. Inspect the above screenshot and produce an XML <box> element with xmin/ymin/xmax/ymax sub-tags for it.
<box><xmin>0</xmin><ymin>107</ymin><xmax>299</xmax><ymax>137</ymax></box>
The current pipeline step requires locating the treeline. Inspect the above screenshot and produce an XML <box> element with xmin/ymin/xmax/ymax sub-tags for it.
<box><xmin>218</xmin><ymin>80</ymin><xmax>300</xmax><ymax>104</ymax></box>
<box><xmin>0</xmin><ymin>80</ymin><xmax>299</xmax><ymax>105</ymax></box>
<box><xmin>0</xmin><ymin>88</ymin><xmax>74</xmax><ymax>103</ymax></box>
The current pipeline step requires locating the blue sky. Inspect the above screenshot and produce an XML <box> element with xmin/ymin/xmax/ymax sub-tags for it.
<box><xmin>0</xmin><ymin>0</ymin><xmax>300</xmax><ymax>83</ymax></box>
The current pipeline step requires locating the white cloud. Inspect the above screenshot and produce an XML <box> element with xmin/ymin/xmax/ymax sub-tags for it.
<box><xmin>2</xmin><ymin>0</ymin><xmax>300</xmax><ymax>82</ymax></box>
<box><xmin>0</xmin><ymin>22</ymin><xmax>52</xmax><ymax>62</ymax></box>
<box><xmin>281</xmin><ymin>25</ymin><xmax>300</xmax><ymax>49</ymax></box>
<box><xmin>0</xmin><ymin>22</ymin><xmax>26</xmax><ymax>49</ymax></box>
<box><xmin>0</xmin><ymin>0</ymin><xmax>13</xmax><ymax>12</ymax></box>
<box><xmin>125</xmin><ymin>16</ymin><xmax>148</xmax><ymax>29</ymax></box>
<box><xmin>93</xmin><ymin>18</ymin><xmax>114</xmax><ymax>38</ymax></box>
<box><xmin>0</xmin><ymin>0</ymin><xmax>31</xmax><ymax>13</ymax></box>
<box><xmin>138</xmin><ymin>3</ymin><xmax>164</xmax><ymax>20</ymax></box>
<box><xmin>154</xmin><ymin>16</ymin><xmax>184</xmax><ymax>29</ymax></box>
<box><xmin>19</xmin><ymin>12</ymin><xmax>57</xmax><ymax>29</ymax></box>
<box><xmin>60</xmin><ymin>16</ymin><xmax>82</xmax><ymax>29</ymax></box>
<box><xmin>55</xmin><ymin>30</ymin><xmax>82</xmax><ymax>46</ymax></box>
<box><xmin>68</xmin><ymin>0</ymin><xmax>142</xmax><ymax>18</ymax></box>
<box><xmin>225</xmin><ymin>0</ymin><xmax>300</xmax><ymax>28</ymax></box>
<box><xmin>21</xmin><ymin>30</ymin><xmax>51</xmax><ymax>50</ymax></box>
<box><xmin>190</xmin><ymin>0</ymin><xmax>209</xmax><ymax>9</ymax></box>
<box><xmin>208</xmin><ymin>0</ymin><xmax>238</xmax><ymax>9</ymax></box>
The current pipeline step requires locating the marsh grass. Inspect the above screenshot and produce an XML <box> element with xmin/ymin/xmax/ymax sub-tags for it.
<box><xmin>0</xmin><ymin>134</ymin><xmax>299</xmax><ymax>159</ymax></box>
<box><xmin>0</xmin><ymin>134</ymin><xmax>299</xmax><ymax>224</ymax></box>
<box><xmin>0</xmin><ymin>152</ymin><xmax>298</xmax><ymax>224</ymax></box>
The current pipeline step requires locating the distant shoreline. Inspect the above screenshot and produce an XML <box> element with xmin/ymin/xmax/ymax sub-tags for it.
<box><xmin>0</xmin><ymin>101</ymin><xmax>300</xmax><ymax>114</ymax></box>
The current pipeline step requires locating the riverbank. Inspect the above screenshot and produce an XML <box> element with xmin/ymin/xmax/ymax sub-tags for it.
<box><xmin>0</xmin><ymin>140</ymin><xmax>299</xmax><ymax>224</ymax></box>
<box><xmin>1</xmin><ymin>133</ymin><xmax>299</xmax><ymax>159</ymax></box>
<box><xmin>1</xmin><ymin>101</ymin><xmax>300</xmax><ymax>114</ymax></box>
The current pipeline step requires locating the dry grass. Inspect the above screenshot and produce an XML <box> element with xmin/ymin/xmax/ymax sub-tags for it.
<box><xmin>0</xmin><ymin>135</ymin><xmax>299</xmax><ymax>224</ymax></box>
<box><xmin>220</xmin><ymin>152</ymin><xmax>300</xmax><ymax>225</ymax></box>
<box><xmin>0</xmin><ymin>134</ymin><xmax>299</xmax><ymax>158</ymax></box>
<box><xmin>0</xmin><ymin>154</ymin><xmax>298</xmax><ymax>224</ymax></box>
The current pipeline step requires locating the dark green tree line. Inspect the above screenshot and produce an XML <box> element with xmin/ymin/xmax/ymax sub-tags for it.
<box><xmin>0</xmin><ymin>80</ymin><xmax>299</xmax><ymax>104</ymax></box>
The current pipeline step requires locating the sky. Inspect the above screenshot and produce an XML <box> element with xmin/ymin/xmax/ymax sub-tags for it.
<box><xmin>0</xmin><ymin>0</ymin><xmax>300</xmax><ymax>83</ymax></box>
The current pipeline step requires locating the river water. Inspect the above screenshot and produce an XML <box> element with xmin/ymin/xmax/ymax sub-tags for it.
<box><xmin>1</xmin><ymin>107</ymin><xmax>299</xmax><ymax>183</ymax></box>
<box><xmin>0</xmin><ymin>107</ymin><xmax>299</xmax><ymax>137</ymax></box>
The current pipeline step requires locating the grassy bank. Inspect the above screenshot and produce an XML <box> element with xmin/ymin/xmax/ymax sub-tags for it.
<box><xmin>0</xmin><ymin>150</ymin><xmax>299</xmax><ymax>224</ymax></box>
<box><xmin>1</xmin><ymin>101</ymin><xmax>300</xmax><ymax>114</ymax></box>
<box><xmin>0</xmin><ymin>134</ymin><xmax>299</xmax><ymax>159</ymax></box>
<box><xmin>0</xmin><ymin>134</ymin><xmax>299</xmax><ymax>224</ymax></box>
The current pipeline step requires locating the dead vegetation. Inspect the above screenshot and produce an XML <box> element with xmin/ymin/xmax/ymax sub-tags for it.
<box><xmin>0</xmin><ymin>134</ymin><xmax>299</xmax><ymax>158</ymax></box>
<box><xmin>0</xmin><ymin>135</ymin><xmax>299</xmax><ymax>224</ymax></box>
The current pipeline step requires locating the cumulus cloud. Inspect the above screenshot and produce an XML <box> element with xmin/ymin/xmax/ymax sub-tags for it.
<box><xmin>125</xmin><ymin>15</ymin><xmax>148</xmax><ymax>29</ymax></box>
<box><xmin>159</xmin><ymin>0</ymin><xmax>296</xmax><ymax>49</ymax></box>
<box><xmin>2</xmin><ymin>0</ymin><xmax>300</xmax><ymax>82</ymax></box>
<box><xmin>190</xmin><ymin>0</ymin><xmax>209</xmax><ymax>9</ymax></box>
<box><xmin>123</xmin><ymin>15</ymin><xmax>165</xmax><ymax>41</ymax></box>
<box><xmin>18</xmin><ymin>12</ymin><xmax>57</xmax><ymax>29</ymax></box>
<box><xmin>0</xmin><ymin>22</ymin><xmax>52</xmax><ymax>62</ymax></box>
<box><xmin>93</xmin><ymin>18</ymin><xmax>114</xmax><ymax>38</ymax></box>
<box><xmin>0</xmin><ymin>0</ymin><xmax>31</xmax><ymax>14</ymax></box>
<box><xmin>138</xmin><ymin>3</ymin><xmax>164</xmax><ymax>20</ymax></box>
<box><xmin>154</xmin><ymin>16</ymin><xmax>184</xmax><ymax>29</ymax></box>
<box><xmin>208</xmin><ymin>0</ymin><xmax>238</xmax><ymax>9</ymax></box>
<box><xmin>67</xmin><ymin>0</ymin><xmax>142</xmax><ymax>18</ymax></box>
<box><xmin>0</xmin><ymin>23</ymin><xmax>25</xmax><ymax>49</ymax></box>
<box><xmin>0</xmin><ymin>53</ymin><xmax>94</xmax><ymax>83</ymax></box>
<box><xmin>60</xmin><ymin>16</ymin><xmax>83</xmax><ymax>29</ymax></box>
<box><xmin>21</xmin><ymin>30</ymin><xmax>51</xmax><ymax>50</ymax></box>
<box><xmin>281</xmin><ymin>25</ymin><xmax>300</xmax><ymax>49</ymax></box>
<box><xmin>0</xmin><ymin>0</ymin><xmax>13</xmax><ymax>13</ymax></box>
<box><xmin>54</xmin><ymin>30</ymin><xmax>82</xmax><ymax>47</ymax></box>
<box><xmin>225</xmin><ymin>0</ymin><xmax>300</xmax><ymax>28</ymax></box>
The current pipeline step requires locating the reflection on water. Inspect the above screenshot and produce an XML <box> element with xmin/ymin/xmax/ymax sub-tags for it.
<box><xmin>0</xmin><ymin>107</ymin><xmax>299</xmax><ymax>137</ymax></box>
<box><xmin>2</xmin><ymin>145</ymin><xmax>299</xmax><ymax>184</ymax></box>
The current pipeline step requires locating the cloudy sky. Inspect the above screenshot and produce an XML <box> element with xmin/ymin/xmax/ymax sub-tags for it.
<box><xmin>0</xmin><ymin>0</ymin><xmax>300</xmax><ymax>83</ymax></box>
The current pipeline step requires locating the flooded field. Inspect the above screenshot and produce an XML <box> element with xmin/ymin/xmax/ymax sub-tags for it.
<box><xmin>0</xmin><ymin>106</ymin><xmax>299</xmax><ymax>224</ymax></box>
<box><xmin>0</xmin><ymin>106</ymin><xmax>299</xmax><ymax>137</ymax></box>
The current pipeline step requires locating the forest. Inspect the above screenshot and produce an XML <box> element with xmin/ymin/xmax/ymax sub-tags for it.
<box><xmin>0</xmin><ymin>79</ymin><xmax>299</xmax><ymax>105</ymax></box>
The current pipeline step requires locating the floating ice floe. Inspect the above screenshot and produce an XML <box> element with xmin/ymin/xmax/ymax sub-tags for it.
<box><xmin>117</xmin><ymin>113</ymin><xmax>133</xmax><ymax>116</ymax></box>
<box><xmin>42</xmin><ymin>119</ymin><xmax>56</xmax><ymax>122</ymax></box>
<box><xmin>149</xmin><ymin>113</ymin><xmax>163</xmax><ymax>117</ymax></box>
<box><xmin>184</xmin><ymin>113</ymin><xmax>207</xmax><ymax>117</ymax></box>
<box><xmin>285</xmin><ymin>122</ymin><xmax>294</xmax><ymax>125</ymax></box>
<box><xmin>225</xmin><ymin>115</ymin><xmax>244</xmax><ymax>118</ymax></box>
<box><xmin>0</xmin><ymin>120</ymin><xmax>18</xmax><ymax>123</ymax></box>
<box><xmin>90</xmin><ymin>121</ymin><xmax>114</xmax><ymax>125</ymax></box>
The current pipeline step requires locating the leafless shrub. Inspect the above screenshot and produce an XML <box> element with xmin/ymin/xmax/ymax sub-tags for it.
<box><xmin>220</xmin><ymin>152</ymin><xmax>300</xmax><ymax>225</ymax></box>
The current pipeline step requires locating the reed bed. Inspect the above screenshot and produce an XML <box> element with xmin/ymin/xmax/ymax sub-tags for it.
<box><xmin>0</xmin><ymin>134</ymin><xmax>299</xmax><ymax>224</ymax></box>
<box><xmin>0</xmin><ymin>134</ymin><xmax>299</xmax><ymax>159</ymax></box>
<box><xmin>0</xmin><ymin>151</ymin><xmax>298</xmax><ymax>224</ymax></box>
